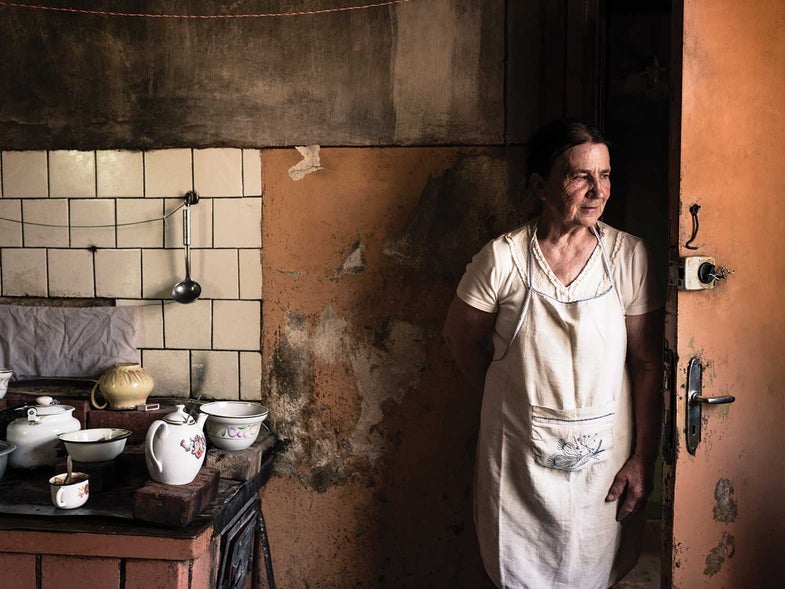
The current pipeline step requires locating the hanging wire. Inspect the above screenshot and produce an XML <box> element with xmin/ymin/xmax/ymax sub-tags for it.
<box><xmin>0</xmin><ymin>0</ymin><xmax>412</xmax><ymax>18</ymax></box>
<box><xmin>0</xmin><ymin>200</ymin><xmax>186</xmax><ymax>229</ymax></box>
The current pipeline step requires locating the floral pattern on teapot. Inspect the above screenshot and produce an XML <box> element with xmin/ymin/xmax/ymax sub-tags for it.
<box><xmin>180</xmin><ymin>435</ymin><xmax>206</xmax><ymax>459</ymax></box>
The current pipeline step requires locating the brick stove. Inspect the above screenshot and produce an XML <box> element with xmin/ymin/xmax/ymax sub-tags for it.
<box><xmin>0</xmin><ymin>381</ymin><xmax>277</xmax><ymax>589</ymax></box>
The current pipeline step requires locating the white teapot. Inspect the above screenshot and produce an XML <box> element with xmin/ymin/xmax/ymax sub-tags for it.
<box><xmin>144</xmin><ymin>404</ymin><xmax>207</xmax><ymax>485</ymax></box>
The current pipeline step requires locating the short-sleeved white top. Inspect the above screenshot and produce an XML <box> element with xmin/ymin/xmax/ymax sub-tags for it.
<box><xmin>456</xmin><ymin>219</ymin><xmax>663</xmax><ymax>357</ymax></box>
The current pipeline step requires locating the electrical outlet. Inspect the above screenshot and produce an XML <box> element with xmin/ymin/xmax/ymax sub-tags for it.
<box><xmin>677</xmin><ymin>256</ymin><xmax>716</xmax><ymax>290</ymax></box>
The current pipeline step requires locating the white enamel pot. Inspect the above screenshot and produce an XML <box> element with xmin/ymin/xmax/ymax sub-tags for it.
<box><xmin>6</xmin><ymin>405</ymin><xmax>81</xmax><ymax>468</ymax></box>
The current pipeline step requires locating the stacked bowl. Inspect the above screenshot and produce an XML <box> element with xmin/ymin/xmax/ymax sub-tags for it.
<box><xmin>58</xmin><ymin>428</ymin><xmax>132</xmax><ymax>463</ymax></box>
<box><xmin>199</xmin><ymin>401</ymin><xmax>269</xmax><ymax>451</ymax></box>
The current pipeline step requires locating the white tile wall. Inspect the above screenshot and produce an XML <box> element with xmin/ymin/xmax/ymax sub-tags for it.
<box><xmin>194</xmin><ymin>148</ymin><xmax>243</xmax><ymax>197</ymax></box>
<box><xmin>191</xmin><ymin>350</ymin><xmax>239</xmax><ymax>400</ymax></box>
<box><xmin>23</xmin><ymin>199</ymin><xmax>69</xmax><ymax>247</ymax></box>
<box><xmin>48</xmin><ymin>249</ymin><xmax>94</xmax><ymax>297</ymax></box>
<box><xmin>144</xmin><ymin>149</ymin><xmax>192</xmax><ymax>198</ymax></box>
<box><xmin>243</xmin><ymin>149</ymin><xmax>263</xmax><ymax>197</ymax></box>
<box><xmin>0</xmin><ymin>148</ymin><xmax>264</xmax><ymax>401</ymax></box>
<box><xmin>238</xmin><ymin>249</ymin><xmax>263</xmax><ymax>299</ymax></box>
<box><xmin>50</xmin><ymin>151</ymin><xmax>96</xmax><ymax>198</ymax></box>
<box><xmin>1</xmin><ymin>151</ymin><xmax>48</xmax><ymax>198</ymax></box>
<box><xmin>214</xmin><ymin>198</ymin><xmax>262</xmax><ymax>248</ymax></box>
<box><xmin>240</xmin><ymin>351</ymin><xmax>263</xmax><ymax>399</ymax></box>
<box><xmin>142</xmin><ymin>349</ymin><xmax>191</xmax><ymax>397</ymax></box>
<box><xmin>1</xmin><ymin>248</ymin><xmax>47</xmax><ymax>295</ymax></box>
<box><xmin>70</xmin><ymin>199</ymin><xmax>116</xmax><ymax>248</ymax></box>
<box><xmin>96</xmin><ymin>150</ymin><xmax>144</xmax><ymax>197</ymax></box>
<box><xmin>141</xmin><ymin>248</ymin><xmax>181</xmax><ymax>299</ymax></box>
<box><xmin>164</xmin><ymin>299</ymin><xmax>212</xmax><ymax>349</ymax></box>
<box><xmin>95</xmin><ymin>250</ymin><xmax>142</xmax><ymax>298</ymax></box>
<box><xmin>117</xmin><ymin>199</ymin><xmax>164</xmax><ymax>248</ymax></box>
<box><xmin>0</xmin><ymin>200</ymin><xmax>22</xmax><ymax>247</ymax></box>
<box><xmin>194</xmin><ymin>249</ymin><xmax>240</xmax><ymax>300</ymax></box>
<box><xmin>164</xmin><ymin>198</ymin><xmax>213</xmax><ymax>249</ymax></box>
<box><xmin>213</xmin><ymin>300</ymin><xmax>261</xmax><ymax>350</ymax></box>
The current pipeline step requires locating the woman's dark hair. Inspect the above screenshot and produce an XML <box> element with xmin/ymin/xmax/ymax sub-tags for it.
<box><xmin>525</xmin><ymin>119</ymin><xmax>609</xmax><ymax>181</ymax></box>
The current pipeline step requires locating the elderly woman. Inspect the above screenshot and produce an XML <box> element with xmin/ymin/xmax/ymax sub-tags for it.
<box><xmin>443</xmin><ymin>119</ymin><xmax>663</xmax><ymax>589</ymax></box>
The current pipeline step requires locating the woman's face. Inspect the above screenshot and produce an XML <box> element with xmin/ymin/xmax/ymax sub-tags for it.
<box><xmin>532</xmin><ymin>142</ymin><xmax>611</xmax><ymax>230</ymax></box>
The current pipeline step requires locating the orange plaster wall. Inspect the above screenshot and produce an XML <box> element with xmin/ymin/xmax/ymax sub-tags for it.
<box><xmin>260</xmin><ymin>147</ymin><xmax>526</xmax><ymax>587</ymax></box>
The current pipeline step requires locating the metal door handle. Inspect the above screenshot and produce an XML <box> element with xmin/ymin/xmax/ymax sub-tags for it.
<box><xmin>690</xmin><ymin>393</ymin><xmax>736</xmax><ymax>405</ymax></box>
<box><xmin>686</xmin><ymin>357</ymin><xmax>736</xmax><ymax>454</ymax></box>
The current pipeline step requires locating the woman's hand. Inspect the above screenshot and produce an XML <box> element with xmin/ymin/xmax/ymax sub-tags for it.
<box><xmin>608</xmin><ymin>308</ymin><xmax>664</xmax><ymax>521</ymax></box>
<box><xmin>605</xmin><ymin>454</ymin><xmax>654</xmax><ymax>521</ymax></box>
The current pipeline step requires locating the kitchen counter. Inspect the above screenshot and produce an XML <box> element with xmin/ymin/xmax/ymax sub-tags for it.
<box><xmin>0</xmin><ymin>433</ymin><xmax>277</xmax><ymax>589</ymax></box>
<box><xmin>0</xmin><ymin>446</ymin><xmax>272</xmax><ymax>536</ymax></box>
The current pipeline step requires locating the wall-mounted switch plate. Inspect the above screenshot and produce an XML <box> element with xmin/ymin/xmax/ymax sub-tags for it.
<box><xmin>677</xmin><ymin>255</ymin><xmax>716</xmax><ymax>290</ymax></box>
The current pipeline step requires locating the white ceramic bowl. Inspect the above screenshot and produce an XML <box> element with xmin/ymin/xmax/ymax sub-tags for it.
<box><xmin>199</xmin><ymin>401</ymin><xmax>269</xmax><ymax>451</ymax></box>
<box><xmin>0</xmin><ymin>441</ymin><xmax>16</xmax><ymax>480</ymax></box>
<box><xmin>0</xmin><ymin>369</ymin><xmax>12</xmax><ymax>400</ymax></box>
<box><xmin>58</xmin><ymin>428</ymin><xmax>132</xmax><ymax>463</ymax></box>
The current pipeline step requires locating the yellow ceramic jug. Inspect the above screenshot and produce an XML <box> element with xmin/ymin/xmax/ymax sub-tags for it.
<box><xmin>91</xmin><ymin>363</ymin><xmax>154</xmax><ymax>410</ymax></box>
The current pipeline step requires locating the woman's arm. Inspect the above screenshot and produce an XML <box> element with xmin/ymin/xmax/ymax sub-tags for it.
<box><xmin>606</xmin><ymin>308</ymin><xmax>664</xmax><ymax>521</ymax></box>
<box><xmin>443</xmin><ymin>296</ymin><xmax>497</xmax><ymax>395</ymax></box>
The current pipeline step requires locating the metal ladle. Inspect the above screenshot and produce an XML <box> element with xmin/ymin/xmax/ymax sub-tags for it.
<box><xmin>172</xmin><ymin>199</ymin><xmax>201</xmax><ymax>304</ymax></box>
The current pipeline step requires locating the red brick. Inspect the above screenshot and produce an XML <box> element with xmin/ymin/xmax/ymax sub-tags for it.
<box><xmin>0</xmin><ymin>529</ymin><xmax>211</xmax><ymax>561</ymax></box>
<box><xmin>41</xmin><ymin>555</ymin><xmax>120</xmax><ymax>589</ymax></box>
<box><xmin>125</xmin><ymin>559</ymin><xmax>190</xmax><ymax>589</ymax></box>
<box><xmin>203</xmin><ymin>439</ymin><xmax>264</xmax><ymax>482</ymax></box>
<box><xmin>133</xmin><ymin>467</ymin><xmax>220</xmax><ymax>527</ymax></box>
<box><xmin>190</xmin><ymin>535</ymin><xmax>221</xmax><ymax>589</ymax></box>
<box><xmin>0</xmin><ymin>552</ymin><xmax>36</xmax><ymax>589</ymax></box>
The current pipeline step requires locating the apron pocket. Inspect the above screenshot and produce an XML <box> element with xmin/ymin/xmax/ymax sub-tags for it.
<box><xmin>530</xmin><ymin>404</ymin><xmax>615</xmax><ymax>471</ymax></box>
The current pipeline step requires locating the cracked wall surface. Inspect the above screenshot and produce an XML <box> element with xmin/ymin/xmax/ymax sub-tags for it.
<box><xmin>260</xmin><ymin>146</ymin><xmax>524</xmax><ymax>587</ymax></box>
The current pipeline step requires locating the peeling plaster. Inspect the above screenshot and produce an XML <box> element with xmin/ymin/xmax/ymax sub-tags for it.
<box><xmin>334</xmin><ymin>240</ymin><xmax>366</xmax><ymax>278</ymax></box>
<box><xmin>276</xmin><ymin>269</ymin><xmax>301</xmax><ymax>279</ymax></box>
<box><xmin>288</xmin><ymin>145</ymin><xmax>322</xmax><ymax>181</ymax></box>
<box><xmin>713</xmin><ymin>478</ymin><xmax>737</xmax><ymax>523</ymax></box>
<box><xmin>349</xmin><ymin>319</ymin><xmax>427</xmax><ymax>459</ymax></box>
<box><xmin>704</xmin><ymin>532</ymin><xmax>735</xmax><ymax>576</ymax></box>
<box><xmin>267</xmin><ymin>306</ymin><xmax>427</xmax><ymax>491</ymax></box>
<box><xmin>312</xmin><ymin>307</ymin><xmax>349</xmax><ymax>364</ymax></box>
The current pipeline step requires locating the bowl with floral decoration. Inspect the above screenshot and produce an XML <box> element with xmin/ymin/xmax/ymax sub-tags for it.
<box><xmin>199</xmin><ymin>401</ymin><xmax>269</xmax><ymax>451</ymax></box>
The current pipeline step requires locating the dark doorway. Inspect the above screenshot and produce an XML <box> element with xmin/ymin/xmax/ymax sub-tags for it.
<box><xmin>602</xmin><ymin>1</ymin><xmax>671</xmax><ymax>586</ymax></box>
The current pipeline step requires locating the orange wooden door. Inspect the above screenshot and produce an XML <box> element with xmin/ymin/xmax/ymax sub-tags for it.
<box><xmin>665</xmin><ymin>0</ymin><xmax>785</xmax><ymax>586</ymax></box>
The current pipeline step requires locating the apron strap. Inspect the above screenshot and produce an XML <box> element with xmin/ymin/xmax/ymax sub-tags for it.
<box><xmin>592</xmin><ymin>225</ymin><xmax>624</xmax><ymax>311</ymax></box>
<box><xmin>494</xmin><ymin>223</ymin><xmax>622</xmax><ymax>362</ymax></box>
<box><xmin>494</xmin><ymin>229</ymin><xmax>536</xmax><ymax>361</ymax></box>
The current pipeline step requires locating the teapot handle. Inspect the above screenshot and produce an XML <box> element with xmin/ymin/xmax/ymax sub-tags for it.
<box><xmin>145</xmin><ymin>420</ymin><xmax>168</xmax><ymax>476</ymax></box>
<box><xmin>90</xmin><ymin>381</ymin><xmax>108</xmax><ymax>410</ymax></box>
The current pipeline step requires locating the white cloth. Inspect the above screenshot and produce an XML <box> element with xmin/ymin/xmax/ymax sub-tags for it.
<box><xmin>456</xmin><ymin>220</ymin><xmax>660</xmax><ymax>589</ymax></box>
<box><xmin>0</xmin><ymin>305</ymin><xmax>139</xmax><ymax>378</ymax></box>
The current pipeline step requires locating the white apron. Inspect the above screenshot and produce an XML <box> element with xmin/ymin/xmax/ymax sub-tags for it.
<box><xmin>475</xmin><ymin>223</ymin><xmax>644</xmax><ymax>589</ymax></box>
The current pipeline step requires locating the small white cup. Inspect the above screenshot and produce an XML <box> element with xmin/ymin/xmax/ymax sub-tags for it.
<box><xmin>0</xmin><ymin>369</ymin><xmax>12</xmax><ymax>400</ymax></box>
<box><xmin>49</xmin><ymin>473</ymin><xmax>89</xmax><ymax>509</ymax></box>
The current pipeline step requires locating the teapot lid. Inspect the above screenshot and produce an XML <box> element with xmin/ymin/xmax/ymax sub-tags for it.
<box><xmin>163</xmin><ymin>404</ymin><xmax>195</xmax><ymax>425</ymax></box>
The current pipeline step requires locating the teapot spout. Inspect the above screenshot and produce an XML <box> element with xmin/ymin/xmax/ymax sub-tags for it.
<box><xmin>196</xmin><ymin>412</ymin><xmax>208</xmax><ymax>429</ymax></box>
